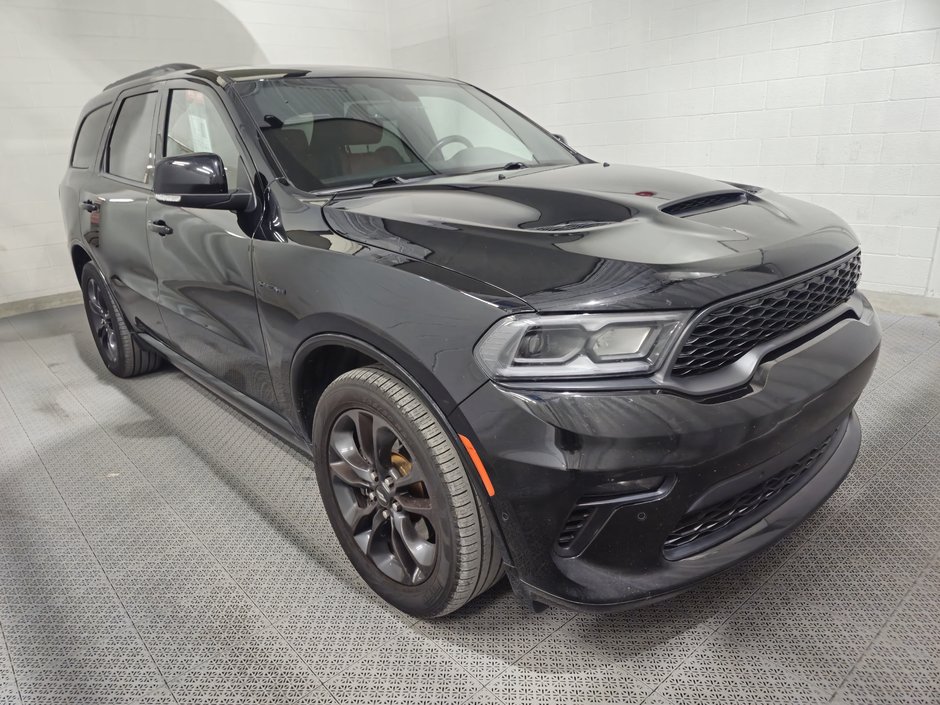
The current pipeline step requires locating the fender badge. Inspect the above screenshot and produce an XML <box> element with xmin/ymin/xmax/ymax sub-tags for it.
<box><xmin>257</xmin><ymin>281</ymin><xmax>286</xmax><ymax>296</ymax></box>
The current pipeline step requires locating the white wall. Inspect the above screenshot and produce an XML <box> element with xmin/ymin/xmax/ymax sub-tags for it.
<box><xmin>390</xmin><ymin>0</ymin><xmax>940</xmax><ymax>297</ymax></box>
<box><xmin>3</xmin><ymin>0</ymin><xmax>938</xmax><ymax>307</ymax></box>
<box><xmin>0</xmin><ymin>0</ymin><xmax>390</xmax><ymax>306</ymax></box>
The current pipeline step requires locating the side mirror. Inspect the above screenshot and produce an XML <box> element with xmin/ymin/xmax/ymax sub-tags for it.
<box><xmin>552</xmin><ymin>133</ymin><xmax>569</xmax><ymax>145</ymax></box>
<box><xmin>154</xmin><ymin>153</ymin><xmax>252</xmax><ymax>211</ymax></box>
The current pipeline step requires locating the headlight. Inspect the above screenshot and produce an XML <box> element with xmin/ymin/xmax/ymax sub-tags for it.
<box><xmin>474</xmin><ymin>312</ymin><xmax>690</xmax><ymax>379</ymax></box>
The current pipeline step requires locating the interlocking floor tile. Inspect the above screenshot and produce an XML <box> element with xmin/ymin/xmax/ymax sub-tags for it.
<box><xmin>325</xmin><ymin>630</ymin><xmax>483</xmax><ymax>704</ymax></box>
<box><xmin>463</xmin><ymin>689</ymin><xmax>503</xmax><ymax>705</ymax></box>
<box><xmin>0</xmin><ymin>305</ymin><xmax>937</xmax><ymax>705</ymax></box>
<box><xmin>413</xmin><ymin>586</ymin><xmax>572</xmax><ymax>685</ymax></box>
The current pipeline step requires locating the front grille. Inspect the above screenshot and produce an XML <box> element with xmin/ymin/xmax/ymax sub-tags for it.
<box><xmin>672</xmin><ymin>253</ymin><xmax>861</xmax><ymax>378</ymax></box>
<box><xmin>663</xmin><ymin>432</ymin><xmax>835</xmax><ymax>559</ymax></box>
<box><xmin>661</xmin><ymin>191</ymin><xmax>746</xmax><ymax>217</ymax></box>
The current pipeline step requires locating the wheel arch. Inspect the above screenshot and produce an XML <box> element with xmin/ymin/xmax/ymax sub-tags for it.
<box><xmin>289</xmin><ymin>331</ymin><xmax>462</xmax><ymax>443</ymax></box>
<box><xmin>290</xmin><ymin>330</ymin><xmax>513</xmax><ymax>572</ymax></box>
<box><xmin>70</xmin><ymin>242</ymin><xmax>93</xmax><ymax>283</ymax></box>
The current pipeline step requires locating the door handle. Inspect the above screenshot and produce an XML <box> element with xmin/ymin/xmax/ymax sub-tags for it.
<box><xmin>147</xmin><ymin>219</ymin><xmax>173</xmax><ymax>236</ymax></box>
<box><xmin>80</xmin><ymin>199</ymin><xmax>98</xmax><ymax>213</ymax></box>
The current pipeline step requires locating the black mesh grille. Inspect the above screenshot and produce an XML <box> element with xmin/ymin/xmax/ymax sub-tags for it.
<box><xmin>661</xmin><ymin>191</ymin><xmax>746</xmax><ymax>216</ymax></box>
<box><xmin>664</xmin><ymin>432</ymin><xmax>836</xmax><ymax>559</ymax></box>
<box><xmin>672</xmin><ymin>254</ymin><xmax>861</xmax><ymax>378</ymax></box>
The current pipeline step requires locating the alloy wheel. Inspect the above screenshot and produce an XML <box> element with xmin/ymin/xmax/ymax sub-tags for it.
<box><xmin>327</xmin><ymin>409</ymin><xmax>437</xmax><ymax>585</ymax></box>
<box><xmin>86</xmin><ymin>278</ymin><xmax>118</xmax><ymax>363</ymax></box>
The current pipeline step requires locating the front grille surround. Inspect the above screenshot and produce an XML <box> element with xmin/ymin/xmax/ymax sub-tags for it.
<box><xmin>671</xmin><ymin>253</ymin><xmax>861</xmax><ymax>379</ymax></box>
<box><xmin>663</xmin><ymin>430</ymin><xmax>837</xmax><ymax>559</ymax></box>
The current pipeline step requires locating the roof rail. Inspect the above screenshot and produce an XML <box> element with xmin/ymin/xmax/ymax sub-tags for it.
<box><xmin>104</xmin><ymin>63</ymin><xmax>201</xmax><ymax>91</ymax></box>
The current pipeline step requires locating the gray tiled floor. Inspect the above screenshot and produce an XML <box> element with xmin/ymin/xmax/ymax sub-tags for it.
<box><xmin>0</xmin><ymin>304</ymin><xmax>937</xmax><ymax>705</ymax></box>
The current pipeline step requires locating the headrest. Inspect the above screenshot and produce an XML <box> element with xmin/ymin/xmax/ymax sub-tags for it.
<box><xmin>312</xmin><ymin>118</ymin><xmax>384</xmax><ymax>146</ymax></box>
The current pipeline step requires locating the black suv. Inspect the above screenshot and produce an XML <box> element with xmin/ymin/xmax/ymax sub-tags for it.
<box><xmin>60</xmin><ymin>64</ymin><xmax>880</xmax><ymax>617</ymax></box>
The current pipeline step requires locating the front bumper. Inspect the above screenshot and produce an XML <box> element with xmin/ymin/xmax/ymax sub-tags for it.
<box><xmin>451</xmin><ymin>295</ymin><xmax>880</xmax><ymax>611</ymax></box>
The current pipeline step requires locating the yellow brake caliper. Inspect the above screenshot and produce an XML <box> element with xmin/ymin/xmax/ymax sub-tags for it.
<box><xmin>390</xmin><ymin>452</ymin><xmax>412</xmax><ymax>477</ymax></box>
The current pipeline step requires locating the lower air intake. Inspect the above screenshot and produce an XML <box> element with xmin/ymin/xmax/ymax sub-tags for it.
<box><xmin>663</xmin><ymin>431</ymin><xmax>836</xmax><ymax>560</ymax></box>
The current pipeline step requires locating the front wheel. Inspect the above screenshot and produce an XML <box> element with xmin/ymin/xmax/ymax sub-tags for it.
<box><xmin>312</xmin><ymin>367</ymin><xmax>503</xmax><ymax>617</ymax></box>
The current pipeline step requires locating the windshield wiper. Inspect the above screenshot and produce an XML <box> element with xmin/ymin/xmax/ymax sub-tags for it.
<box><xmin>370</xmin><ymin>175</ymin><xmax>407</xmax><ymax>187</ymax></box>
<box><xmin>462</xmin><ymin>161</ymin><xmax>537</xmax><ymax>175</ymax></box>
<box><xmin>315</xmin><ymin>173</ymin><xmax>440</xmax><ymax>199</ymax></box>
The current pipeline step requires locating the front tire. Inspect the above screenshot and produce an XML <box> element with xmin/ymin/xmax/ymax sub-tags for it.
<box><xmin>312</xmin><ymin>367</ymin><xmax>502</xmax><ymax>617</ymax></box>
<box><xmin>80</xmin><ymin>262</ymin><xmax>161</xmax><ymax>378</ymax></box>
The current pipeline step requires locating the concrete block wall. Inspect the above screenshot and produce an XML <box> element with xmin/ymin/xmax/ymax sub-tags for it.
<box><xmin>2</xmin><ymin>0</ymin><xmax>937</xmax><ymax>305</ymax></box>
<box><xmin>0</xmin><ymin>0</ymin><xmax>389</xmax><ymax>305</ymax></box>
<box><xmin>390</xmin><ymin>0</ymin><xmax>940</xmax><ymax>297</ymax></box>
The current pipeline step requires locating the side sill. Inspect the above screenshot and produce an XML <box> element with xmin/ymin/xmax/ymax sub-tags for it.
<box><xmin>138</xmin><ymin>332</ymin><xmax>312</xmax><ymax>457</ymax></box>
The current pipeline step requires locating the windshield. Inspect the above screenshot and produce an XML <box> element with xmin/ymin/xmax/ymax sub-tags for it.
<box><xmin>234</xmin><ymin>76</ymin><xmax>579</xmax><ymax>191</ymax></box>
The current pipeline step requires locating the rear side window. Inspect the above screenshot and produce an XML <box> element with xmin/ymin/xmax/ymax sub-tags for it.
<box><xmin>70</xmin><ymin>104</ymin><xmax>110</xmax><ymax>169</ymax></box>
<box><xmin>106</xmin><ymin>92</ymin><xmax>159</xmax><ymax>183</ymax></box>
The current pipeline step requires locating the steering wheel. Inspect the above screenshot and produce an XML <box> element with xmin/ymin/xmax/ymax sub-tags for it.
<box><xmin>427</xmin><ymin>134</ymin><xmax>474</xmax><ymax>162</ymax></box>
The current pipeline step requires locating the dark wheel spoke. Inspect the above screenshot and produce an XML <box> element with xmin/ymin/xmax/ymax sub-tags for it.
<box><xmin>329</xmin><ymin>458</ymin><xmax>372</xmax><ymax>489</ymax></box>
<box><xmin>352</xmin><ymin>411</ymin><xmax>375</xmax><ymax>463</ymax></box>
<box><xmin>391</xmin><ymin>513</ymin><xmax>436</xmax><ymax>576</ymax></box>
<box><xmin>88</xmin><ymin>297</ymin><xmax>106</xmax><ymax>319</ymax></box>
<box><xmin>329</xmin><ymin>414</ymin><xmax>374</xmax><ymax>485</ymax></box>
<box><xmin>372</xmin><ymin>418</ymin><xmax>396</xmax><ymax>468</ymax></box>
<box><xmin>395</xmin><ymin>494</ymin><xmax>433</xmax><ymax>518</ymax></box>
<box><xmin>365</xmin><ymin>509</ymin><xmax>389</xmax><ymax>556</ymax></box>
<box><xmin>389</xmin><ymin>526</ymin><xmax>418</xmax><ymax>581</ymax></box>
<box><xmin>341</xmin><ymin>496</ymin><xmax>376</xmax><ymax>531</ymax></box>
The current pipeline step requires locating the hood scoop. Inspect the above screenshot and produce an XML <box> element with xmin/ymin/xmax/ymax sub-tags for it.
<box><xmin>527</xmin><ymin>220</ymin><xmax>617</xmax><ymax>232</ymax></box>
<box><xmin>661</xmin><ymin>191</ymin><xmax>747</xmax><ymax>217</ymax></box>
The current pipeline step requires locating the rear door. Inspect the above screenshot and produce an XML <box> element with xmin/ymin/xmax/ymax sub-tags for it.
<box><xmin>80</xmin><ymin>88</ymin><xmax>164</xmax><ymax>334</ymax></box>
<box><xmin>61</xmin><ymin>101</ymin><xmax>109</xmax><ymax>264</ymax></box>
<box><xmin>146</xmin><ymin>80</ymin><xmax>274</xmax><ymax>406</ymax></box>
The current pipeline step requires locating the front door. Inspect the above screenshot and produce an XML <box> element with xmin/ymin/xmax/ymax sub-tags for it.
<box><xmin>146</xmin><ymin>81</ymin><xmax>274</xmax><ymax>407</ymax></box>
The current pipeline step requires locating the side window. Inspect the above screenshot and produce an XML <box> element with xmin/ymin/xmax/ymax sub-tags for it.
<box><xmin>106</xmin><ymin>92</ymin><xmax>159</xmax><ymax>183</ymax></box>
<box><xmin>165</xmin><ymin>89</ymin><xmax>240</xmax><ymax>188</ymax></box>
<box><xmin>70</xmin><ymin>104</ymin><xmax>110</xmax><ymax>168</ymax></box>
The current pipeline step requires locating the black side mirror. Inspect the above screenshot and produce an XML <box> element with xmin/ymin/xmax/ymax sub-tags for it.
<box><xmin>552</xmin><ymin>133</ymin><xmax>569</xmax><ymax>145</ymax></box>
<box><xmin>154</xmin><ymin>153</ymin><xmax>252</xmax><ymax>211</ymax></box>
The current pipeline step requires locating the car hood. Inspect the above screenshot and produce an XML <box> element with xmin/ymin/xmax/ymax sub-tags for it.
<box><xmin>321</xmin><ymin>163</ymin><xmax>859</xmax><ymax>312</ymax></box>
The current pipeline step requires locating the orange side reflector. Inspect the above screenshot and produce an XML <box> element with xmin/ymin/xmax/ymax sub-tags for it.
<box><xmin>459</xmin><ymin>434</ymin><xmax>495</xmax><ymax>497</ymax></box>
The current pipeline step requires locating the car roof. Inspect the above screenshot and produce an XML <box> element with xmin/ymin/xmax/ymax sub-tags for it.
<box><xmin>99</xmin><ymin>63</ymin><xmax>456</xmax><ymax>96</ymax></box>
<box><xmin>213</xmin><ymin>65</ymin><xmax>452</xmax><ymax>82</ymax></box>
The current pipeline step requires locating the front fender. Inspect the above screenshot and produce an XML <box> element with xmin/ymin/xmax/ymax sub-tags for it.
<box><xmin>251</xmin><ymin>232</ymin><xmax>529</xmax><ymax>430</ymax></box>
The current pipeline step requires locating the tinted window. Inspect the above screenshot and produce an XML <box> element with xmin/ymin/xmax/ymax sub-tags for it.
<box><xmin>106</xmin><ymin>92</ymin><xmax>158</xmax><ymax>183</ymax></box>
<box><xmin>70</xmin><ymin>104</ymin><xmax>110</xmax><ymax>168</ymax></box>
<box><xmin>165</xmin><ymin>89</ymin><xmax>241</xmax><ymax>187</ymax></box>
<box><xmin>235</xmin><ymin>77</ymin><xmax>577</xmax><ymax>191</ymax></box>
